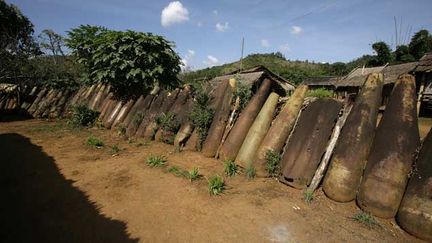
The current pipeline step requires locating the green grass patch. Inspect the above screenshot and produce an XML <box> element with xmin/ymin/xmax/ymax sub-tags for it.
<box><xmin>353</xmin><ymin>212</ymin><xmax>379</xmax><ymax>227</ymax></box>
<box><xmin>188</xmin><ymin>167</ymin><xmax>201</xmax><ymax>181</ymax></box>
<box><xmin>265</xmin><ymin>150</ymin><xmax>282</xmax><ymax>177</ymax></box>
<box><xmin>306</xmin><ymin>88</ymin><xmax>334</xmax><ymax>98</ymax></box>
<box><xmin>303</xmin><ymin>190</ymin><xmax>314</xmax><ymax>204</ymax></box>
<box><xmin>69</xmin><ymin>104</ymin><xmax>100</xmax><ymax>127</ymax></box>
<box><xmin>224</xmin><ymin>160</ymin><xmax>239</xmax><ymax>177</ymax></box>
<box><xmin>146</xmin><ymin>155</ymin><xmax>167</xmax><ymax>167</ymax></box>
<box><xmin>245</xmin><ymin>165</ymin><xmax>256</xmax><ymax>179</ymax></box>
<box><xmin>87</xmin><ymin>136</ymin><xmax>104</xmax><ymax>148</ymax></box>
<box><xmin>208</xmin><ymin>175</ymin><xmax>225</xmax><ymax>195</ymax></box>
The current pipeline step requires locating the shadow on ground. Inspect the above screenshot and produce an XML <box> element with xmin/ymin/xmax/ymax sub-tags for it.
<box><xmin>0</xmin><ymin>111</ymin><xmax>32</xmax><ymax>122</ymax></box>
<box><xmin>0</xmin><ymin>133</ymin><xmax>138</xmax><ymax>242</ymax></box>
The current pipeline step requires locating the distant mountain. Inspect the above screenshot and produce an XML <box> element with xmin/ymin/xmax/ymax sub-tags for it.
<box><xmin>179</xmin><ymin>52</ymin><xmax>373</xmax><ymax>85</ymax></box>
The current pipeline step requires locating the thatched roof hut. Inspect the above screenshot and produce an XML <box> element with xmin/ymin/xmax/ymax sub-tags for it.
<box><xmin>414</xmin><ymin>52</ymin><xmax>432</xmax><ymax>72</ymax></box>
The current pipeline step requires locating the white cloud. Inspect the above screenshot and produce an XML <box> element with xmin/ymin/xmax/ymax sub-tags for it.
<box><xmin>213</xmin><ymin>10</ymin><xmax>218</xmax><ymax>15</ymax></box>
<box><xmin>204</xmin><ymin>55</ymin><xmax>219</xmax><ymax>67</ymax></box>
<box><xmin>261</xmin><ymin>39</ymin><xmax>270</xmax><ymax>48</ymax></box>
<box><xmin>161</xmin><ymin>1</ymin><xmax>189</xmax><ymax>27</ymax></box>
<box><xmin>186</xmin><ymin>49</ymin><xmax>195</xmax><ymax>58</ymax></box>
<box><xmin>181</xmin><ymin>49</ymin><xmax>196</xmax><ymax>71</ymax></box>
<box><xmin>291</xmin><ymin>25</ymin><xmax>303</xmax><ymax>35</ymax></box>
<box><xmin>279</xmin><ymin>43</ymin><xmax>290</xmax><ymax>53</ymax></box>
<box><xmin>216</xmin><ymin>22</ymin><xmax>229</xmax><ymax>32</ymax></box>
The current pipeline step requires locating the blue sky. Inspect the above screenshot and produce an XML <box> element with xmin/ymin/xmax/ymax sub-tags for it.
<box><xmin>8</xmin><ymin>0</ymin><xmax>432</xmax><ymax>69</ymax></box>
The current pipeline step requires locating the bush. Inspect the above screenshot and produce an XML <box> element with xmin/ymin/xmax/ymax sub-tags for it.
<box><xmin>155</xmin><ymin>112</ymin><xmax>179</xmax><ymax>132</ymax></box>
<box><xmin>189</xmin><ymin>90</ymin><xmax>214</xmax><ymax>150</ymax></box>
<box><xmin>265</xmin><ymin>150</ymin><xmax>282</xmax><ymax>177</ymax></box>
<box><xmin>87</xmin><ymin>136</ymin><xmax>104</xmax><ymax>148</ymax></box>
<box><xmin>245</xmin><ymin>165</ymin><xmax>256</xmax><ymax>179</ymax></box>
<box><xmin>233</xmin><ymin>79</ymin><xmax>252</xmax><ymax>111</ymax></box>
<box><xmin>146</xmin><ymin>155</ymin><xmax>167</xmax><ymax>167</ymax></box>
<box><xmin>208</xmin><ymin>175</ymin><xmax>225</xmax><ymax>195</ymax></box>
<box><xmin>70</xmin><ymin>104</ymin><xmax>100</xmax><ymax>126</ymax></box>
<box><xmin>306</xmin><ymin>88</ymin><xmax>333</xmax><ymax>98</ymax></box>
<box><xmin>224</xmin><ymin>160</ymin><xmax>239</xmax><ymax>177</ymax></box>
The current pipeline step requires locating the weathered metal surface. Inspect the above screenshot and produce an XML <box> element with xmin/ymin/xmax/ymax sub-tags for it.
<box><xmin>255</xmin><ymin>84</ymin><xmax>308</xmax><ymax>176</ymax></box>
<box><xmin>89</xmin><ymin>84</ymin><xmax>105</xmax><ymax>110</ymax></box>
<box><xmin>323</xmin><ymin>73</ymin><xmax>383</xmax><ymax>202</ymax></box>
<box><xmin>279</xmin><ymin>98</ymin><xmax>342</xmax><ymax>189</ymax></box>
<box><xmin>183</xmin><ymin>129</ymin><xmax>199</xmax><ymax>151</ymax></box>
<box><xmin>357</xmin><ymin>74</ymin><xmax>420</xmax><ymax>218</ymax></box>
<box><xmin>50</xmin><ymin>90</ymin><xmax>73</xmax><ymax>118</ymax></box>
<box><xmin>126</xmin><ymin>95</ymin><xmax>154</xmax><ymax>137</ymax></box>
<box><xmin>135</xmin><ymin>90</ymin><xmax>167</xmax><ymax>137</ymax></box>
<box><xmin>43</xmin><ymin>90</ymin><xmax>64</xmax><ymax>118</ymax></box>
<box><xmin>202</xmin><ymin>79</ymin><xmax>236</xmax><ymax>157</ymax></box>
<box><xmin>142</xmin><ymin>89</ymin><xmax>179</xmax><ymax>140</ymax></box>
<box><xmin>174</xmin><ymin>121</ymin><xmax>194</xmax><ymax>149</ymax></box>
<box><xmin>27</xmin><ymin>88</ymin><xmax>48</xmax><ymax>115</ymax></box>
<box><xmin>219</xmin><ymin>78</ymin><xmax>272</xmax><ymax>161</ymax></box>
<box><xmin>33</xmin><ymin>89</ymin><xmax>57</xmax><ymax>117</ymax></box>
<box><xmin>235</xmin><ymin>92</ymin><xmax>280</xmax><ymax>168</ymax></box>
<box><xmin>123</xmin><ymin>95</ymin><xmax>145</xmax><ymax>127</ymax></box>
<box><xmin>98</xmin><ymin>93</ymin><xmax>114</xmax><ymax>120</ymax></box>
<box><xmin>103</xmin><ymin>100</ymin><xmax>123</xmax><ymax>128</ymax></box>
<box><xmin>397</xmin><ymin>128</ymin><xmax>432</xmax><ymax>241</ymax></box>
<box><xmin>100</xmin><ymin>97</ymin><xmax>117</xmax><ymax>122</ymax></box>
<box><xmin>112</xmin><ymin>99</ymin><xmax>135</xmax><ymax>128</ymax></box>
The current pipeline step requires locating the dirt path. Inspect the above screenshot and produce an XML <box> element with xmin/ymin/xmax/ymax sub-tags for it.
<box><xmin>0</xmin><ymin>117</ymin><xmax>428</xmax><ymax>242</ymax></box>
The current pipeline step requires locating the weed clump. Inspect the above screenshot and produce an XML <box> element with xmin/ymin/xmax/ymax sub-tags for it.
<box><xmin>70</xmin><ymin>104</ymin><xmax>100</xmax><ymax>126</ymax></box>
<box><xmin>224</xmin><ymin>160</ymin><xmax>239</xmax><ymax>177</ymax></box>
<box><xmin>233</xmin><ymin>80</ymin><xmax>252</xmax><ymax>111</ymax></box>
<box><xmin>353</xmin><ymin>211</ymin><xmax>379</xmax><ymax>227</ymax></box>
<box><xmin>265</xmin><ymin>150</ymin><xmax>282</xmax><ymax>177</ymax></box>
<box><xmin>87</xmin><ymin>136</ymin><xmax>104</xmax><ymax>148</ymax></box>
<box><xmin>188</xmin><ymin>167</ymin><xmax>201</xmax><ymax>181</ymax></box>
<box><xmin>189</xmin><ymin>90</ymin><xmax>214</xmax><ymax>151</ymax></box>
<box><xmin>208</xmin><ymin>175</ymin><xmax>225</xmax><ymax>195</ymax></box>
<box><xmin>306</xmin><ymin>88</ymin><xmax>333</xmax><ymax>98</ymax></box>
<box><xmin>303</xmin><ymin>190</ymin><xmax>314</xmax><ymax>204</ymax></box>
<box><xmin>133</xmin><ymin>112</ymin><xmax>145</xmax><ymax>127</ymax></box>
<box><xmin>155</xmin><ymin>112</ymin><xmax>180</xmax><ymax>133</ymax></box>
<box><xmin>110</xmin><ymin>145</ymin><xmax>121</xmax><ymax>154</ymax></box>
<box><xmin>245</xmin><ymin>165</ymin><xmax>256</xmax><ymax>179</ymax></box>
<box><xmin>146</xmin><ymin>155</ymin><xmax>167</xmax><ymax>167</ymax></box>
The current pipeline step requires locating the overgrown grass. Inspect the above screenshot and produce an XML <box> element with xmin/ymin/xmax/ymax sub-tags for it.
<box><xmin>306</xmin><ymin>88</ymin><xmax>334</xmax><ymax>98</ymax></box>
<box><xmin>168</xmin><ymin>166</ymin><xmax>201</xmax><ymax>181</ymax></box>
<box><xmin>189</xmin><ymin>90</ymin><xmax>215</xmax><ymax>151</ymax></box>
<box><xmin>303</xmin><ymin>190</ymin><xmax>314</xmax><ymax>204</ymax></box>
<box><xmin>208</xmin><ymin>175</ymin><xmax>225</xmax><ymax>195</ymax></box>
<box><xmin>353</xmin><ymin>212</ymin><xmax>379</xmax><ymax>227</ymax></box>
<box><xmin>224</xmin><ymin>160</ymin><xmax>239</xmax><ymax>177</ymax></box>
<box><xmin>146</xmin><ymin>155</ymin><xmax>167</xmax><ymax>167</ymax></box>
<box><xmin>70</xmin><ymin>104</ymin><xmax>100</xmax><ymax>127</ymax></box>
<box><xmin>155</xmin><ymin>112</ymin><xmax>180</xmax><ymax>133</ymax></box>
<box><xmin>265</xmin><ymin>150</ymin><xmax>282</xmax><ymax>177</ymax></box>
<box><xmin>87</xmin><ymin>136</ymin><xmax>104</xmax><ymax>148</ymax></box>
<box><xmin>188</xmin><ymin>167</ymin><xmax>201</xmax><ymax>181</ymax></box>
<box><xmin>246</xmin><ymin>165</ymin><xmax>256</xmax><ymax>179</ymax></box>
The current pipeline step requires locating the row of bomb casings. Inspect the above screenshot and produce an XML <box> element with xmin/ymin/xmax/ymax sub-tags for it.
<box><xmin>198</xmin><ymin>72</ymin><xmax>430</xmax><ymax>241</ymax></box>
<box><xmin>0</xmin><ymin>74</ymin><xmax>430</xmax><ymax>241</ymax></box>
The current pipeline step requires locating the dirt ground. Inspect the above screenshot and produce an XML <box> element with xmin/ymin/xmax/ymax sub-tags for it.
<box><xmin>0</xmin><ymin>116</ymin><xmax>430</xmax><ymax>243</ymax></box>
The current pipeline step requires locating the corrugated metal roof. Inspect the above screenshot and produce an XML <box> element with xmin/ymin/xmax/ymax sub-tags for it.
<box><xmin>336</xmin><ymin>66</ymin><xmax>385</xmax><ymax>87</ymax></box>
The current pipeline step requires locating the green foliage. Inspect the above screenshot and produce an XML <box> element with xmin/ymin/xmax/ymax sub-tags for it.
<box><xmin>117</xmin><ymin>124</ymin><xmax>127</xmax><ymax>137</ymax></box>
<box><xmin>245</xmin><ymin>165</ymin><xmax>256</xmax><ymax>179</ymax></box>
<box><xmin>146</xmin><ymin>155</ymin><xmax>167</xmax><ymax>167</ymax></box>
<box><xmin>353</xmin><ymin>212</ymin><xmax>379</xmax><ymax>227</ymax></box>
<box><xmin>369</xmin><ymin>41</ymin><xmax>393</xmax><ymax>66</ymax></box>
<box><xmin>208</xmin><ymin>175</ymin><xmax>225</xmax><ymax>195</ymax></box>
<box><xmin>224</xmin><ymin>160</ymin><xmax>239</xmax><ymax>177</ymax></box>
<box><xmin>306</xmin><ymin>88</ymin><xmax>334</xmax><ymax>98</ymax></box>
<box><xmin>233</xmin><ymin>80</ymin><xmax>252</xmax><ymax>111</ymax></box>
<box><xmin>69</xmin><ymin>104</ymin><xmax>100</xmax><ymax>126</ymax></box>
<box><xmin>66</xmin><ymin>26</ymin><xmax>182</xmax><ymax>100</ymax></box>
<box><xmin>133</xmin><ymin>112</ymin><xmax>145</xmax><ymax>127</ymax></box>
<box><xmin>303</xmin><ymin>190</ymin><xmax>314</xmax><ymax>204</ymax></box>
<box><xmin>265</xmin><ymin>150</ymin><xmax>282</xmax><ymax>177</ymax></box>
<box><xmin>188</xmin><ymin>167</ymin><xmax>201</xmax><ymax>181</ymax></box>
<box><xmin>155</xmin><ymin>112</ymin><xmax>180</xmax><ymax>132</ymax></box>
<box><xmin>110</xmin><ymin>145</ymin><xmax>121</xmax><ymax>154</ymax></box>
<box><xmin>189</xmin><ymin>89</ymin><xmax>215</xmax><ymax>150</ymax></box>
<box><xmin>409</xmin><ymin>29</ymin><xmax>432</xmax><ymax>60</ymax></box>
<box><xmin>394</xmin><ymin>45</ymin><xmax>416</xmax><ymax>63</ymax></box>
<box><xmin>87</xmin><ymin>136</ymin><xmax>104</xmax><ymax>148</ymax></box>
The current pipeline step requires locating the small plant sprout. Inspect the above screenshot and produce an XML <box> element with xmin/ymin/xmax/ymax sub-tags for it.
<box><xmin>111</xmin><ymin>145</ymin><xmax>121</xmax><ymax>154</ymax></box>
<box><xmin>87</xmin><ymin>136</ymin><xmax>104</xmax><ymax>148</ymax></box>
<box><xmin>224</xmin><ymin>160</ymin><xmax>239</xmax><ymax>177</ymax></box>
<box><xmin>117</xmin><ymin>124</ymin><xmax>127</xmax><ymax>137</ymax></box>
<box><xmin>303</xmin><ymin>190</ymin><xmax>314</xmax><ymax>204</ymax></box>
<box><xmin>208</xmin><ymin>175</ymin><xmax>225</xmax><ymax>195</ymax></box>
<box><xmin>146</xmin><ymin>155</ymin><xmax>167</xmax><ymax>167</ymax></box>
<box><xmin>353</xmin><ymin>211</ymin><xmax>379</xmax><ymax>227</ymax></box>
<box><xmin>246</xmin><ymin>164</ymin><xmax>256</xmax><ymax>179</ymax></box>
<box><xmin>188</xmin><ymin>167</ymin><xmax>201</xmax><ymax>181</ymax></box>
<box><xmin>265</xmin><ymin>150</ymin><xmax>282</xmax><ymax>177</ymax></box>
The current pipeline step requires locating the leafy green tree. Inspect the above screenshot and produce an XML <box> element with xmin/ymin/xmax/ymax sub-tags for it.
<box><xmin>394</xmin><ymin>45</ymin><xmax>415</xmax><ymax>63</ymax></box>
<box><xmin>66</xmin><ymin>26</ymin><xmax>181</xmax><ymax>99</ymax></box>
<box><xmin>369</xmin><ymin>41</ymin><xmax>392</xmax><ymax>66</ymax></box>
<box><xmin>0</xmin><ymin>0</ymin><xmax>40</xmax><ymax>84</ymax></box>
<box><xmin>408</xmin><ymin>29</ymin><xmax>432</xmax><ymax>60</ymax></box>
<box><xmin>38</xmin><ymin>29</ymin><xmax>65</xmax><ymax>64</ymax></box>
